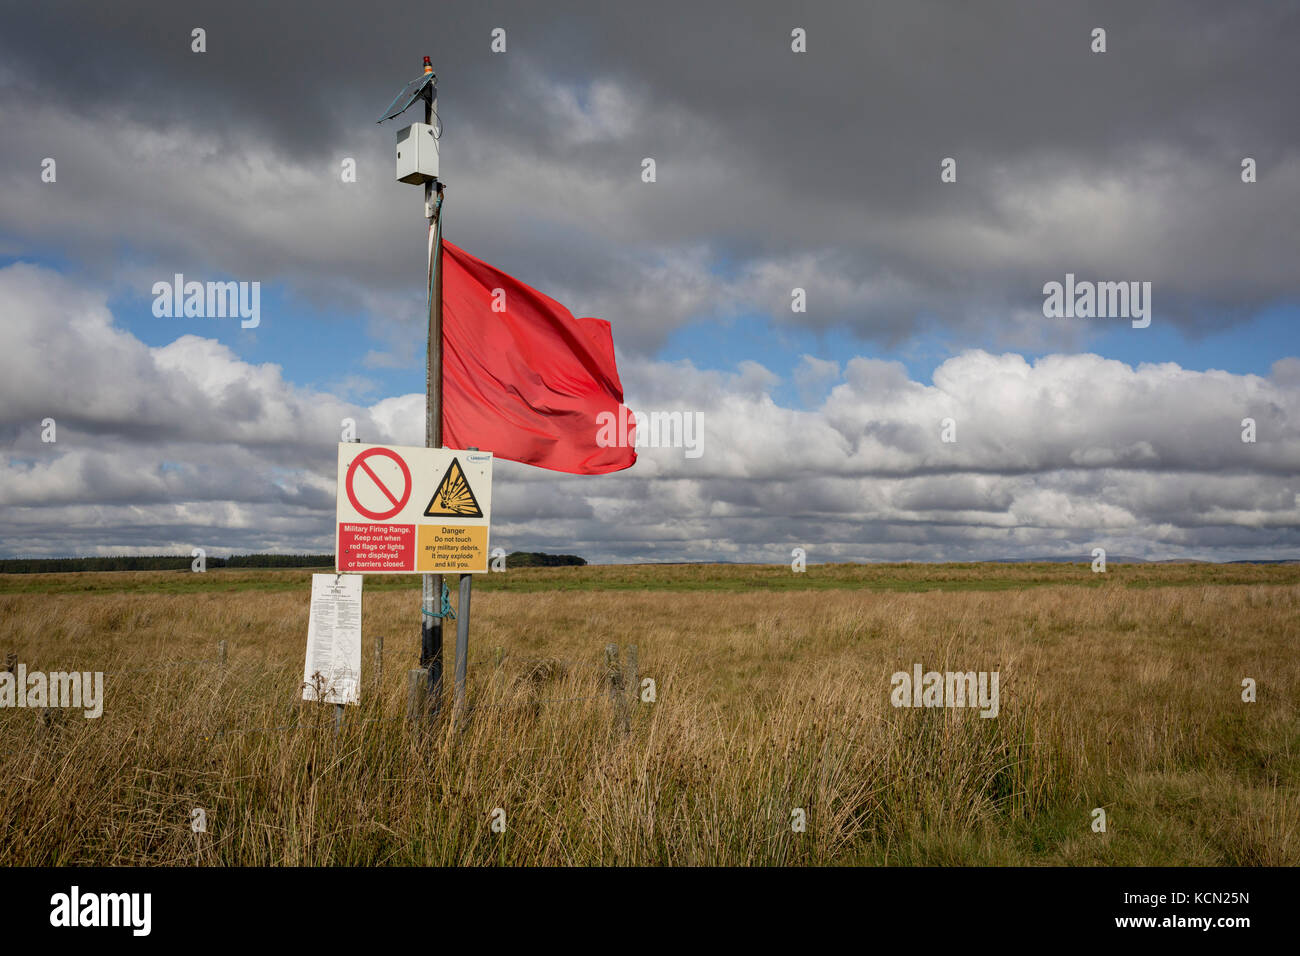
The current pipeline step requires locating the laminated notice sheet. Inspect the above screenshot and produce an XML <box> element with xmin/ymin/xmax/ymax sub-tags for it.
<box><xmin>302</xmin><ymin>573</ymin><xmax>362</xmax><ymax>705</ymax></box>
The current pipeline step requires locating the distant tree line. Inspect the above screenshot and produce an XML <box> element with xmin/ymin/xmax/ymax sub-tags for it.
<box><xmin>223</xmin><ymin>554</ymin><xmax>336</xmax><ymax>568</ymax></box>
<box><xmin>0</xmin><ymin>552</ymin><xmax>587</xmax><ymax>573</ymax></box>
<box><xmin>506</xmin><ymin>551</ymin><xmax>587</xmax><ymax>567</ymax></box>
<box><xmin>0</xmin><ymin>554</ymin><xmax>335</xmax><ymax>573</ymax></box>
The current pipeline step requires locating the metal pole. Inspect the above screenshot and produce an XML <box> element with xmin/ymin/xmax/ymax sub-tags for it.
<box><xmin>454</xmin><ymin>445</ymin><xmax>478</xmax><ymax>715</ymax></box>
<box><xmin>455</xmin><ymin>573</ymin><xmax>471</xmax><ymax>713</ymax></box>
<box><xmin>420</xmin><ymin>64</ymin><xmax>446</xmax><ymax>719</ymax></box>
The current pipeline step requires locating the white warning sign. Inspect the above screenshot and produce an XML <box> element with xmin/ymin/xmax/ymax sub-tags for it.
<box><xmin>335</xmin><ymin>443</ymin><xmax>493</xmax><ymax>574</ymax></box>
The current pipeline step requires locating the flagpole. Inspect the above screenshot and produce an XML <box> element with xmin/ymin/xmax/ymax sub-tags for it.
<box><xmin>420</xmin><ymin>59</ymin><xmax>445</xmax><ymax>719</ymax></box>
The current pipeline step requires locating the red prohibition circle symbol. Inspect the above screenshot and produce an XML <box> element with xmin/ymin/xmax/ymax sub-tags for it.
<box><xmin>345</xmin><ymin>448</ymin><xmax>412</xmax><ymax>521</ymax></box>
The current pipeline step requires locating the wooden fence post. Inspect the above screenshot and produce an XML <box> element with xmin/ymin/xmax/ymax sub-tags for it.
<box><xmin>624</xmin><ymin>644</ymin><xmax>638</xmax><ymax>732</ymax></box>
<box><xmin>217</xmin><ymin>641</ymin><xmax>227</xmax><ymax>670</ymax></box>
<box><xmin>605</xmin><ymin>643</ymin><xmax>620</xmax><ymax>699</ymax></box>
<box><xmin>406</xmin><ymin>669</ymin><xmax>427</xmax><ymax>724</ymax></box>
<box><xmin>605</xmin><ymin>643</ymin><xmax>626</xmax><ymax>735</ymax></box>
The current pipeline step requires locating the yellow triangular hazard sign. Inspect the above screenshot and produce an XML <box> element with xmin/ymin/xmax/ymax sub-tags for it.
<box><xmin>424</xmin><ymin>457</ymin><xmax>483</xmax><ymax>517</ymax></box>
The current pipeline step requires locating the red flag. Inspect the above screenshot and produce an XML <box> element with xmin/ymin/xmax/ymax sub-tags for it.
<box><xmin>440</xmin><ymin>239</ymin><xmax>636</xmax><ymax>474</ymax></box>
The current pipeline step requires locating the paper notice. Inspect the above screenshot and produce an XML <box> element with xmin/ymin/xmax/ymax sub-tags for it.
<box><xmin>302</xmin><ymin>573</ymin><xmax>362</xmax><ymax>705</ymax></box>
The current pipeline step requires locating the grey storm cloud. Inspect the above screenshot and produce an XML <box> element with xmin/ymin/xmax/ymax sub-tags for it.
<box><xmin>2</xmin><ymin>0</ymin><xmax>1298</xmax><ymax>356</ymax></box>
<box><xmin>1</xmin><ymin>2</ymin><xmax>1297</xmax><ymax>563</ymax></box>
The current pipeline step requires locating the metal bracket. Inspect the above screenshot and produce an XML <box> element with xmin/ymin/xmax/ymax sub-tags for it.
<box><xmin>425</xmin><ymin>183</ymin><xmax>444</xmax><ymax>221</ymax></box>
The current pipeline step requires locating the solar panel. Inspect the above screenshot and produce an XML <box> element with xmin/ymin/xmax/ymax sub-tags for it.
<box><xmin>377</xmin><ymin>73</ymin><xmax>436</xmax><ymax>124</ymax></box>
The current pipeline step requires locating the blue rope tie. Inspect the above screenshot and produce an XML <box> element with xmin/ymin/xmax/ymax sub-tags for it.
<box><xmin>421</xmin><ymin>579</ymin><xmax>456</xmax><ymax>621</ymax></box>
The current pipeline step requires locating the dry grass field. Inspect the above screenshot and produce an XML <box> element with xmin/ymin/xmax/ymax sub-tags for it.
<box><xmin>0</xmin><ymin>562</ymin><xmax>1296</xmax><ymax>866</ymax></box>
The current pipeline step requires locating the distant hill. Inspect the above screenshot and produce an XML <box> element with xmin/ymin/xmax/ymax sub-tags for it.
<box><xmin>985</xmin><ymin>555</ymin><xmax>1152</xmax><ymax>564</ymax></box>
<box><xmin>984</xmin><ymin>556</ymin><xmax>1296</xmax><ymax>565</ymax></box>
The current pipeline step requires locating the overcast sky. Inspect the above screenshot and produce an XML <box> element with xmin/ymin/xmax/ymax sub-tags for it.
<box><xmin>1</xmin><ymin>0</ymin><xmax>1297</xmax><ymax>562</ymax></box>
